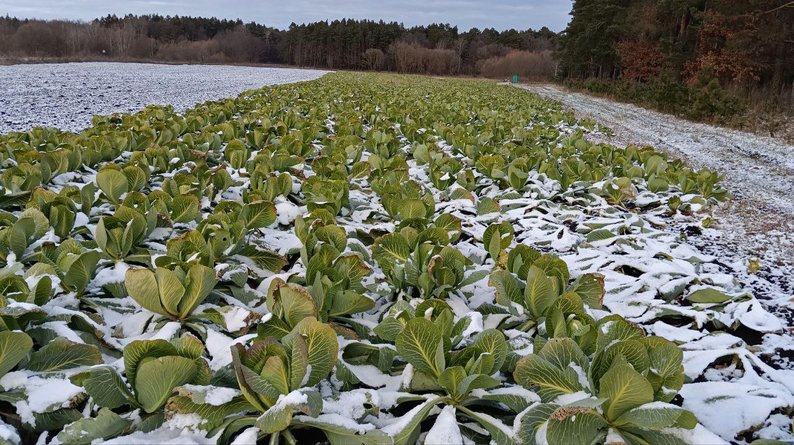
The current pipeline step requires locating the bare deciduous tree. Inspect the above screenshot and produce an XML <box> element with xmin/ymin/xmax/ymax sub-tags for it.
<box><xmin>477</xmin><ymin>50</ymin><xmax>556</xmax><ymax>81</ymax></box>
<box><xmin>362</xmin><ymin>48</ymin><xmax>386</xmax><ymax>70</ymax></box>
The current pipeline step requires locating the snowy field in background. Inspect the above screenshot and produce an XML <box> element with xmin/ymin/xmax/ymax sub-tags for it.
<box><xmin>0</xmin><ymin>62</ymin><xmax>328</xmax><ymax>134</ymax></box>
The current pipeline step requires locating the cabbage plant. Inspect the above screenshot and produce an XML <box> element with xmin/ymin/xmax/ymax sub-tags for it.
<box><xmin>413</xmin><ymin>145</ymin><xmax>463</xmax><ymax>191</ymax></box>
<box><xmin>388</xmin><ymin>317</ymin><xmax>527</xmax><ymax>445</ymax></box>
<box><xmin>125</xmin><ymin>263</ymin><xmax>218</xmax><ymax>321</ymax></box>
<box><xmin>95</xmin><ymin>205</ymin><xmax>157</xmax><ymax>261</ymax></box>
<box><xmin>373</xmin><ymin>221</ymin><xmax>473</xmax><ymax>299</ymax></box>
<box><xmin>26</xmin><ymin>189</ymin><xmax>77</xmax><ymax>239</ymax></box>
<box><xmin>1</xmin><ymin>163</ymin><xmax>45</xmax><ymax>193</ymax></box>
<box><xmin>293</xmin><ymin>217</ymin><xmax>373</xmax><ymax>319</ymax></box>
<box><xmin>81</xmin><ymin>334</ymin><xmax>209</xmax><ymax>416</ymax></box>
<box><xmin>489</xmin><ymin>248</ymin><xmax>604</xmax><ymax>340</ymax></box>
<box><xmin>373</xmin><ymin>179</ymin><xmax>435</xmax><ymax>228</ymax></box>
<box><xmin>302</xmin><ymin>176</ymin><xmax>349</xmax><ymax>216</ymax></box>
<box><xmin>0</xmin><ymin>330</ymin><xmax>33</xmax><ymax>379</ymax></box>
<box><xmin>250</xmin><ymin>171</ymin><xmax>293</xmax><ymax>202</ymax></box>
<box><xmin>154</xmin><ymin>201</ymin><xmax>286</xmax><ymax>272</ymax></box>
<box><xmin>225</xmin><ymin>317</ymin><xmax>344</xmax><ymax>444</ymax></box>
<box><xmin>96</xmin><ymin>165</ymin><xmax>131</xmax><ymax>205</ymax></box>
<box><xmin>514</xmin><ymin>317</ymin><xmax>694</xmax><ymax>444</ymax></box>
<box><xmin>0</xmin><ymin>212</ymin><xmax>45</xmax><ymax>263</ymax></box>
<box><xmin>483</xmin><ymin>221</ymin><xmax>514</xmax><ymax>264</ymax></box>
<box><xmin>0</xmin><ymin>263</ymin><xmax>52</xmax><ymax>305</ymax></box>
<box><xmin>51</xmin><ymin>241</ymin><xmax>102</xmax><ymax>296</ymax></box>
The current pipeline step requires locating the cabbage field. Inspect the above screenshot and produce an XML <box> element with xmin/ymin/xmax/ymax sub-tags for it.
<box><xmin>0</xmin><ymin>71</ymin><xmax>791</xmax><ymax>445</ymax></box>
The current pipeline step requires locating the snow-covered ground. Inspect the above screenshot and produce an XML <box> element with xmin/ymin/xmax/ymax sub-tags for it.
<box><xmin>517</xmin><ymin>83</ymin><xmax>794</xmax><ymax>325</ymax></box>
<box><xmin>515</xmin><ymin>84</ymin><xmax>794</xmax><ymax>269</ymax></box>
<box><xmin>0</xmin><ymin>62</ymin><xmax>328</xmax><ymax>134</ymax></box>
<box><xmin>515</xmin><ymin>83</ymin><xmax>794</xmax><ymax>442</ymax></box>
<box><xmin>0</xmin><ymin>71</ymin><xmax>791</xmax><ymax>443</ymax></box>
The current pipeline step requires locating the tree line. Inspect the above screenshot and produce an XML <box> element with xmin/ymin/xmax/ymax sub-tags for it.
<box><xmin>0</xmin><ymin>14</ymin><xmax>559</xmax><ymax>79</ymax></box>
<box><xmin>559</xmin><ymin>0</ymin><xmax>794</xmax><ymax>120</ymax></box>
<box><xmin>2</xmin><ymin>5</ymin><xmax>789</xmax><ymax>130</ymax></box>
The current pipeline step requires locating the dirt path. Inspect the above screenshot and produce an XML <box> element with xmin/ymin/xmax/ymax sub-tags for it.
<box><xmin>516</xmin><ymin>83</ymin><xmax>794</xmax><ymax>274</ymax></box>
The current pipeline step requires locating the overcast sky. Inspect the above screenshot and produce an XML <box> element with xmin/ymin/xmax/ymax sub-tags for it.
<box><xmin>0</xmin><ymin>0</ymin><xmax>574</xmax><ymax>31</ymax></box>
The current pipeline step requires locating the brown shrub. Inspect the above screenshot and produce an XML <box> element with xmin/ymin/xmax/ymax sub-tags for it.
<box><xmin>362</xmin><ymin>48</ymin><xmax>386</xmax><ymax>71</ymax></box>
<box><xmin>156</xmin><ymin>40</ymin><xmax>223</xmax><ymax>63</ymax></box>
<box><xmin>477</xmin><ymin>50</ymin><xmax>556</xmax><ymax>81</ymax></box>
<box><xmin>12</xmin><ymin>22</ymin><xmax>66</xmax><ymax>56</ymax></box>
<box><xmin>389</xmin><ymin>42</ymin><xmax>460</xmax><ymax>75</ymax></box>
<box><xmin>616</xmin><ymin>41</ymin><xmax>668</xmax><ymax>82</ymax></box>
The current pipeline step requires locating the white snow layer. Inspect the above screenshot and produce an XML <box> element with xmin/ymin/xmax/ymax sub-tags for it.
<box><xmin>424</xmin><ymin>406</ymin><xmax>463</xmax><ymax>445</ymax></box>
<box><xmin>0</xmin><ymin>63</ymin><xmax>328</xmax><ymax>134</ymax></box>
